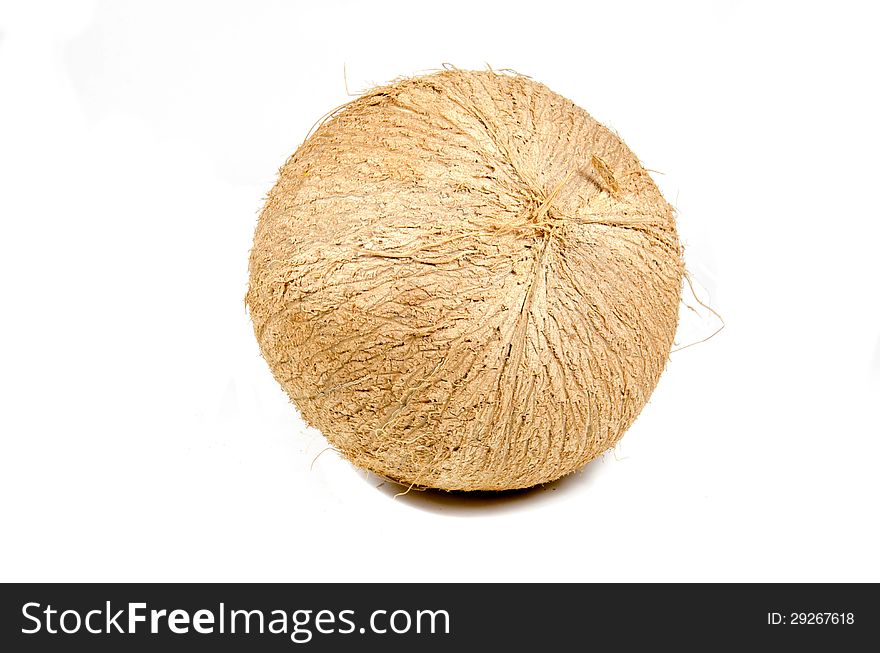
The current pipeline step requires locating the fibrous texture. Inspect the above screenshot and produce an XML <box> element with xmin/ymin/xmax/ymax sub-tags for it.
<box><xmin>247</xmin><ymin>70</ymin><xmax>683</xmax><ymax>491</ymax></box>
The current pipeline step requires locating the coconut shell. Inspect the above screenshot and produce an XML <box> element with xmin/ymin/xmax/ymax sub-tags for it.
<box><xmin>246</xmin><ymin>70</ymin><xmax>683</xmax><ymax>491</ymax></box>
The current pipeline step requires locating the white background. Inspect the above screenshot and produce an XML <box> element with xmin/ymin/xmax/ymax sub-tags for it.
<box><xmin>1</xmin><ymin>0</ymin><xmax>878</xmax><ymax>582</ymax></box>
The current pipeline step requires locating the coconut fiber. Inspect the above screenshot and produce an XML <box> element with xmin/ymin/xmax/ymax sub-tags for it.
<box><xmin>246</xmin><ymin>69</ymin><xmax>683</xmax><ymax>491</ymax></box>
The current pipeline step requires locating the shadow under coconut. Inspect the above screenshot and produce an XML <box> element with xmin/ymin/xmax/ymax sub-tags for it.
<box><xmin>361</xmin><ymin>462</ymin><xmax>602</xmax><ymax>516</ymax></box>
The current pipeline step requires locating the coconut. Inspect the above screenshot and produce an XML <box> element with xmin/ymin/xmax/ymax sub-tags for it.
<box><xmin>246</xmin><ymin>69</ymin><xmax>682</xmax><ymax>491</ymax></box>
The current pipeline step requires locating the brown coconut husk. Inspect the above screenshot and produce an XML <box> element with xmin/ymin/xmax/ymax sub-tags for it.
<box><xmin>246</xmin><ymin>69</ymin><xmax>683</xmax><ymax>491</ymax></box>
